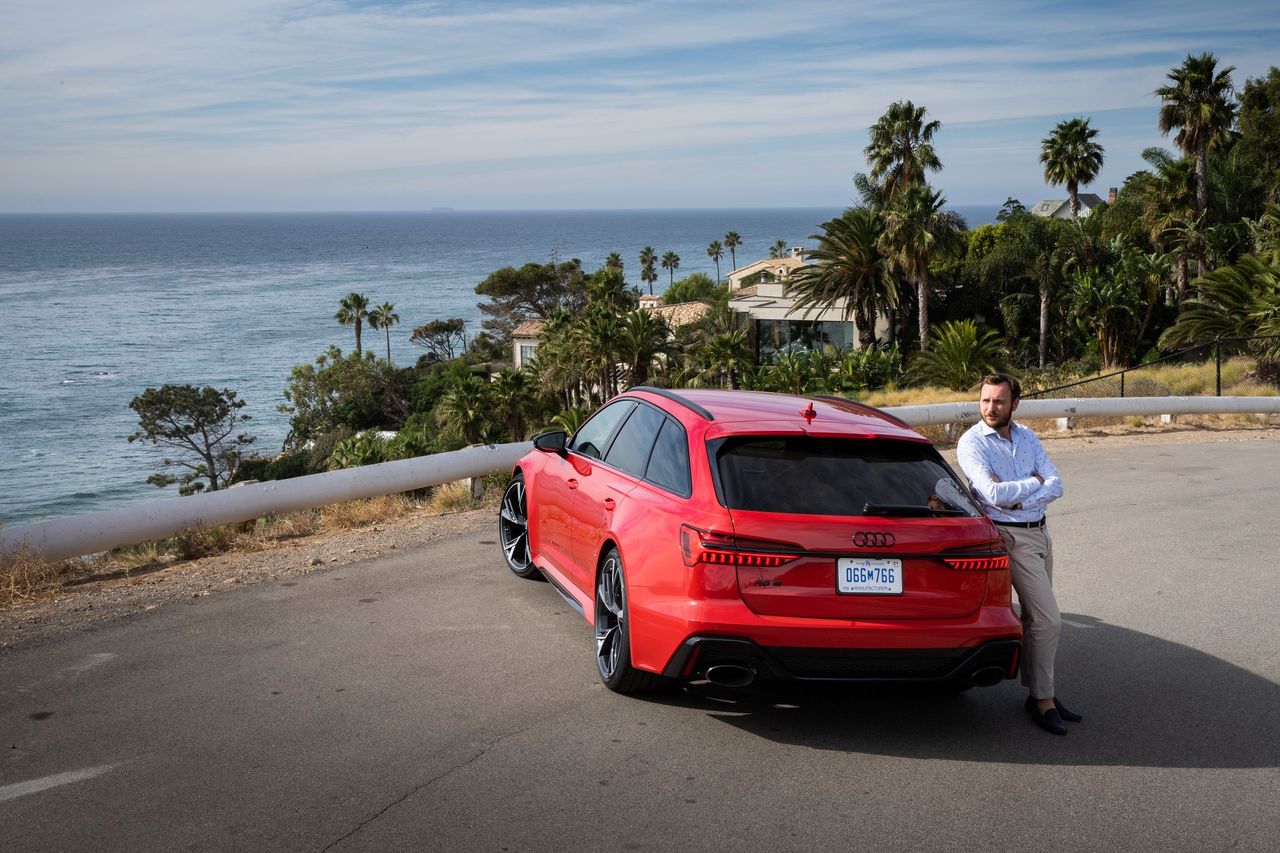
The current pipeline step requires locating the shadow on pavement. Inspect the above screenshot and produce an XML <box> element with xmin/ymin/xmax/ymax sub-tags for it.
<box><xmin>655</xmin><ymin>613</ymin><xmax>1280</xmax><ymax>768</ymax></box>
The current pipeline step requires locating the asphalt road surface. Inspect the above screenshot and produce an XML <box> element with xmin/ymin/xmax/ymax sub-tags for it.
<box><xmin>3</xmin><ymin>439</ymin><xmax>1279</xmax><ymax>852</ymax></box>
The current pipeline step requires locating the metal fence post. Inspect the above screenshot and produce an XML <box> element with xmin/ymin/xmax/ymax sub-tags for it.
<box><xmin>1215</xmin><ymin>337</ymin><xmax>1222</xmax><ymax>396</ymax></box>
<box><xmin>1120</xmin><ymin>371</ymin><xmax>1125</xmax><ymax>398</ymax></box>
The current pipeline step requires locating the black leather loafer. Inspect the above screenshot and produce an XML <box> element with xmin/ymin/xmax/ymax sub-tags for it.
<box><xmin>1025</xmin><ymin>695</ymin><xmax>1083</xmax><ymax>722</ymax></box>
<box><xmin>1029</xmin><ymin>705</ymin><xmax>1068</xmax><ymax>735</ymax></box>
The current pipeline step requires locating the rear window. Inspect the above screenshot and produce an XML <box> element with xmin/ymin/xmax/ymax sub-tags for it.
<box><xmin>713</xmin><ymin>436</ymin><xmax>980</xmax><ymax>517</ymax></box>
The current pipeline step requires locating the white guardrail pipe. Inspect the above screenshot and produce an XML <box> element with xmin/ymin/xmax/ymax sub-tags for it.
<box><xmin>1</xmin><ymin>442</ymin><xmax>531</xmax><ymax>563</ymax></box>
<box><xmin>889</xmin><ymin>395</ymin><xmax>1280</xmax><ymax>426</ymax></box>
<box><xmin>3</xmin><ymin>396</ymin><xmax>1277</xmax><ymax>563</ymax></box>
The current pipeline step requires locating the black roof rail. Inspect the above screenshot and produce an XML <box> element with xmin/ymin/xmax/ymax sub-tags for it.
<box><xmin>809</xmin><ymin>394</ymin><xmax>911</xmax><ymax>429</ymax></box>
<box><xmin>630</xmin><ymin>386</ymin><xmax>715</xmax><ymax>421</ymax></box>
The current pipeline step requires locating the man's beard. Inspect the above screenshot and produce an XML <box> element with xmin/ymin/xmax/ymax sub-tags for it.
<box><xmin>983</xmin><ymin>410</ymin><xmax>1012</xmax><ymax>430</ymax></box>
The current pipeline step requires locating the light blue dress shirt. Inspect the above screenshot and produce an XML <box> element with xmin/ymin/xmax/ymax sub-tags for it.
<box><xmin>956</xmin><ymin>419</ymin><xmax>1064</xmax><ymax>523</ymax></box>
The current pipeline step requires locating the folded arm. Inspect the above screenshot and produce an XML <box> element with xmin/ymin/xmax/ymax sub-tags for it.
<box><xmin>956</xmin><ymin>438</ymin><xmax>1042</xmax><ymax>509</ymax></box>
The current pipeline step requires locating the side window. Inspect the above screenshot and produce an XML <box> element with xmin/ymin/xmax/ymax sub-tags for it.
<box><xmin>604</xmin><ymin>403</ymin><xmax>665</xmax><ymax>476</ymax></box>
<box><xmin>569</xmin><ymin>401</ymin><xmax>635</xmax><ymax>460</ymax></box>
<box><xmin>645</xmin><ymin>418</ymin><xmax>692</xmax><ymax>496</ymax></box>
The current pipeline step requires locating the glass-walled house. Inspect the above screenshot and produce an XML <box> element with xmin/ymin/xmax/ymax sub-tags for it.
<box><xmin>727</xmin><ymin>247</ymin><xmax>883</xmax><ymax>363</ymax></box>
<box><xmin>754</xmin><ymin>318</ymin><xmax>855</xmax><ymax>361</ymax></box>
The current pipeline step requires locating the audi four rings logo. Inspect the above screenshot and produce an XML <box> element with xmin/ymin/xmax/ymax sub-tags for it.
<box><xmin>852</xmin><ymin>531</ymin><xmax>895</xmax><ymax>548</ymax></box>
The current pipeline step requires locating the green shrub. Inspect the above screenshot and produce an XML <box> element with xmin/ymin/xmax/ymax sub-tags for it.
<box><xmin>327</xmin><ymin>430</ymin><xmax>389</xmax><ymax>470</ymax></box>
<box><xmin>264</xmin><ymin>450</ymin><xmax>312</xmax><ymax>481</ymax></box>
<box><xmin>909</xmin><ymin>320</ymin><xmax>1007</xmax><ymax>391</ymax></box>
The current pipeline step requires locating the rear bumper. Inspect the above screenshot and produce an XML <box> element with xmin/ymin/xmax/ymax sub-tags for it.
<box><xmin>661</xmin><ymin>635</ymin><xmax>1021</xmax><ymax>686</ymax></box>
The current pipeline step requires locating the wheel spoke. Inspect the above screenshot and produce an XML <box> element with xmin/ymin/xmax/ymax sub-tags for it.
<box><xmin>503</xmin><ymin>531</ymin><xmax>526</xmax><ymax>564</ymax></box>
<box><xmin>595</xmin><ymin>625</ymin><xmax>618</xmax><ymax>673</ymax></box>
<box><xmin>499</xmin><ymin>478</ymin><xmax>532</xmax><ymax>573</ymax></box>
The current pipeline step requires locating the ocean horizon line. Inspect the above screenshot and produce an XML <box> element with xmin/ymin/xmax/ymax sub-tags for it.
<box><xmin>0</xmin><ymin>204</ymin><xmax>1003</xmax><ymax>217</ymax></box>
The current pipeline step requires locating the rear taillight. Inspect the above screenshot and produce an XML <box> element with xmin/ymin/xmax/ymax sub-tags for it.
<box><xmin>680</xmin><ymin>524</ymin><xmax>800</xmax><ymax>568</ymax></box>
<box><xmin>942</xmin><ymin>555</ymin><xmax>1010</xmax><ymax>571</ymax></box>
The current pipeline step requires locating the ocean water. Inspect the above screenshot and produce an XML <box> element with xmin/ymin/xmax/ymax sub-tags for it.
<box><xmin>0</xmin><ymin>206</ymin><xmax>996</xmax><ymax>526</ymax></box>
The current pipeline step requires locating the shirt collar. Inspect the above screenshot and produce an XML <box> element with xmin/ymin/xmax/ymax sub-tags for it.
<box><xmin>977</xmin><ymin>418</ymin><xmax>1020</xmax><ymax>439</ymax></box>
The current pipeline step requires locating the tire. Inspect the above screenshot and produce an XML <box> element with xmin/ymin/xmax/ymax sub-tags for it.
<box><xmin>594</xmin><ymin>546</ymin><xmax>665</xmax><ymax>694</ymax></box>
<box><xmin>498</xmin><ymin>473</ymin><xmax>539</xmax><ymax>579</ymax></box>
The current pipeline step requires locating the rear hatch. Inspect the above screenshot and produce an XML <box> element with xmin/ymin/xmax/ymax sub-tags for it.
<box><xmin>709</xmin><ymin>433</ymin><xmax>1001</xmax><ymax>620</ymax></box>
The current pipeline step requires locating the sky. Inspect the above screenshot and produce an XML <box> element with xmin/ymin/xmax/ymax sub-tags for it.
<box><xmin>1</xmin><ymin>0</ymin><xmax>1277</xmax><ymax>212</ymax></box>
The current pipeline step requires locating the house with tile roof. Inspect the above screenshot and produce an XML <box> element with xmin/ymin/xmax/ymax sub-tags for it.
<box><xmin>509</xmin><ymin>300</ymin><xmax>710</xmax><ymax>369</ymax></box>
<box><xmin>727</xmin><ymin>246</ymin><xmax>809</xmax><ymax>292</ymax></box>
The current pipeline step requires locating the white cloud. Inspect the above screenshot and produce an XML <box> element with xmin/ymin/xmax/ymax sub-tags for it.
<box><xmin>1</xmin><ymin>0</ymin><xmax>1276</xmax><ymax>209</ymax></box>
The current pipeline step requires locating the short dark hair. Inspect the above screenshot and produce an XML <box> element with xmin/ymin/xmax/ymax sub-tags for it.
<box><xmin>980</xmin><ymin>372</ymin><xmax>1021</xmax><ymax>400</ymax></box>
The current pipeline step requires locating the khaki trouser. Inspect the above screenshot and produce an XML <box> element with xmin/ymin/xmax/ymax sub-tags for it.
<box><xmin>997</xmin><ymin>524</ymin><xmax>1060</xmax><ymax>699</ymax></box>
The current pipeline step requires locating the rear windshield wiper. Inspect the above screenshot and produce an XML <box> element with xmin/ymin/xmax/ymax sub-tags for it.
<box><xmin>862</xmin><ymin>502</ymin><xmax>966</xmax><ymax>517</ymax></box>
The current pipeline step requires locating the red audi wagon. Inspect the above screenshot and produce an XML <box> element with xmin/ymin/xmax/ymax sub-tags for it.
<box><xmin>498</xmin><ymin>387</ymin><xmax>1021</xmax><ymax>693</ymax></box>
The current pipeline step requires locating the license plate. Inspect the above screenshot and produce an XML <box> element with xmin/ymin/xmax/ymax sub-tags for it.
<box><xmin>837</xmin><ymin>558</ymin><xmax>903</xmax><ymax>594</ymax></box>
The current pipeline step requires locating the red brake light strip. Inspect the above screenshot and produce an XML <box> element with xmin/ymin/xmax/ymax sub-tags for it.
<box><xmin>942</xmin><ymin>555</ymin><xmax>1010</xmax><ymax>571</ymax></box>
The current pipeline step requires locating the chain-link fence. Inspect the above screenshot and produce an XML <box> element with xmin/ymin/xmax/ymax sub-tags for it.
<box><xmin>1025</xmin><ymin>335</ymin><xmax>1280</xmax><ymax>399</ymax></box>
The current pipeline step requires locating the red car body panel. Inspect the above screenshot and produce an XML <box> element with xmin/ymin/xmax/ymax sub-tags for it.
<box><xmin>516</xmin><ymin>388</ymin><xmax>1022</xmax><ymax>684</ymax></box>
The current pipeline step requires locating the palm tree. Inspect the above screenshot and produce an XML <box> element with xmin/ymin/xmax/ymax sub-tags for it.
<box><xmin>618</xmin><ymin>309</ymin><xmax>670</xmax><ymax>387</ymax></box>
<box><xmin>882</xmin><ymin>184</ymin><xmax>966</xmax><ymax>352</ymax></box>
<box><xmin>768</xmin><ymin>240</ymin><xmax>789</xmax><ymax>259</ymax></box>
<box><xmin>1040</xmin><ymin>117</ymin><xmax>1105</xmax><ymax>218</ymax></box>
<box><xmin>639</xmin><ymin>246</ymin><xmax>658</xmax><ymax>295</ymax></box>
<box><xmin>367</xmin><ymin>302</ymin><xmax>400</xmax><ymax>363</ymax></box>
<box><xmin>1156</xmin><ymin>52</ymin><xmax>1236</xmax><ymax>222</ymax></box>
<box><xmin>723</xmin><ymin>231</ymin><xmax>743</xmax><ymax>272</ymax></box>
<box><xmin>786</xmin><ymin>207</ymin><xmax>897</xmax><ymax>349</ymax></box>
<box><xmin>908</xmin><ymin>320</ymin><xmax>1006</xmax><ymax>391</ymax></box>
<box><xmin>864</xmin><ymin>100</ymin><xmax>943</xmax><ymax>198</ymax></box>
<box><xmin>1138</xmin><ymin>147</ymin><xmax>1198</xmax><ymax>303</ymax></box>
<box><xmin>661</xmin><ymin>251</ymin><xmax>680</xmax><ymax>287</ymax></box>
<box><xmin>491</xmin><ymin>368</ymin><xmax>535</xmax><ymax>440</ymax></box>
<box><xmin>982</xmin><ymin>214</ymin><xmax>1063</xmax><ymax>368</ymax></box>
<box><xmin>334</xmin><ymin>292</ymin><xmax>370</xmax><ymax>354</ymax></box>
<box><xmin>702</xmin><ymin>328</ymin><xmax>750</xmax><ymax>389</ymax></box>
<box><xmin>1159</xmin><ymin>255</ymin><xmax>1280</xmax><ymax>351</ymax></box>
<box><xmin>436</xmin><ymin>374</ymin><xmax>492</xmax><ymax>444</ymax></box>
<box><xmin>707</xmin><ymin>240</ymin><xmax>724</xmax><ymax>283</ymax></box>
<box><xmin>605</xmin><ymin>252</ymin><xmax>623</xmax><ymax>273</ymax></box>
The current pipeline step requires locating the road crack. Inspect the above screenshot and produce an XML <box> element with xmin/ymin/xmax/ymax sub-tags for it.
<box><xmin>316</xmin><ymin>706</ymin><xmax>571</xmax><ymax>852</ymax></box>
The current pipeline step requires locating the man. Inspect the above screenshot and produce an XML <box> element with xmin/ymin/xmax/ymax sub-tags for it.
<box><xmin>956</xmin><ymin>373</ymin><xmax>1081</xmax><ymax>736</ymax></box>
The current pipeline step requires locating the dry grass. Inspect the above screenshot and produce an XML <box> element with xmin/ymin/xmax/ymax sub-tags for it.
<box><xmin>317</xmin><ymin>493</ymin><xmax>420</xmax><ymax>531</ymax></box>
<box><xmin>859</xmin><ymin>386</ymin><xmax>972</xmax><ymax>408</ymax></box>
<box><xmin>425</xmin><ymin>481</ymin><xmax>481</xmax><ymax>514</ymax></box>
<box><xmin>1</xmin><ymin>547</ymin><xmax>103</xmax><ymax>606</ymax></box>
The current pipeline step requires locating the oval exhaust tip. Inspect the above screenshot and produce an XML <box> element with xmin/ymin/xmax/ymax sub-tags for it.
<box><xmin>969</xmin><ymin>666</ymin><xmax>1006</xmax><ymax>687</ymax></box>
<box><xmin>704</xmin><ymin>664</ymin><xmax>756</xmax><ymax>688</ymax></box>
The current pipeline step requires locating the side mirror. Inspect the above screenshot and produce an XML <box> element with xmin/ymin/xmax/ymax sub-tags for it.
<box><xmin>532</xmin><ymin>430</ymin><xmax>568</xmax><ymax>454</ymax></box>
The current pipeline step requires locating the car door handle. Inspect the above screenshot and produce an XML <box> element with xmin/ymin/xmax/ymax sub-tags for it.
<box><xmin>567</xmin><ymin>479</ymin><xmax>579</xmax><ymax>490</ymax></box>
<box><xmin>603</xmin><ymin>498</ymin><xmax>616</xmax><ymax>511</ymax></box>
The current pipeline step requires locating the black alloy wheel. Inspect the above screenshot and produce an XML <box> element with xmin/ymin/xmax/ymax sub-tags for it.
<box><xmin>498</xmin><ymin>473</ymin><xmax>538</xmax><ymax>579</ymax></box>
<box><xmin>594</xmin><ymin>547</ymin><xmax>664</xmax><ymax>694</ymax></box>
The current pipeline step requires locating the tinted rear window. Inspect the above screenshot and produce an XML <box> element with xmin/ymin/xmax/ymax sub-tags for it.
<box><xmin>714</xmin><ymin>436</ymin><xmax>979</xmax><ymax>517</ymax></box>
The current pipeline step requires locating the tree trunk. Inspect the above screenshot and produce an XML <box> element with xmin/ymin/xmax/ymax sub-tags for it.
<box><xmin>916</xmin><ymin>264</ymin><xmax>930</xmax><ymax>353</ymax></box>
<box><xmin>1069</xmin><ymin>181</ymin><xmax>1079</xmax><ymax>218</ymax></box>
<box><xmin>1176</xmin><ymin>253</ymin><xmax>1189</xmax><ymax>307</ymax></box>
<box><xmin>385</xmin><ymin>330</ymin><xmax>391</xmax><ymax>364</ymax></box>
<box><xmin>1039</xmin><ymin>284</ymin><xmax>1050</xmax><ymax>369</ymax></box>
<box><xmin>354</xmin><ymin>320</ymin><xmax>362</xmax><ymax>355</ymax></box>
<box><xmin>1195</xmin><ymin>145</ymin><xmax>1208</xmax><ymax>218</ymax></box>
<box><xmin>855</xmin><ymin>303</ymin><xmax>875</xmax><ymax>349</ymax></box>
